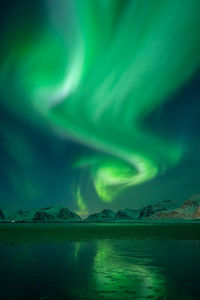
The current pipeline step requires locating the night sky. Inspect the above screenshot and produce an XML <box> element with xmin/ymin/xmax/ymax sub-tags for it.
<box><xmin>0</xmin><ymin>0</ymin><xmax>200</xmax><ymax>216</ymax></box>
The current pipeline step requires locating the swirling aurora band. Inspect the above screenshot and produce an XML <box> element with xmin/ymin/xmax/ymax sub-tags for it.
<box><xmin>0</xmin><ymin>0</ymin><xmax>200</xmax><ymax>210</ymax></box>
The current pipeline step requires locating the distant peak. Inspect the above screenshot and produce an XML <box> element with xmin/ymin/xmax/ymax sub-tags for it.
<box><xmin>102</xmin><ymin>209</ymin><xmax>113</xmax><ymax>213</ymax></box>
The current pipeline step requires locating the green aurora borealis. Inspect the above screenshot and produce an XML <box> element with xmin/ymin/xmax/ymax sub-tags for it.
<box><xmin>0</xmin><ymin>0</ymin><xmax>200</xmax><ymax>215</ymax></box>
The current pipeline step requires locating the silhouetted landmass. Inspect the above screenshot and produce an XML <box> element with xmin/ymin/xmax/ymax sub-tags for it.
<box><xmin>1</xmin><ymin>195</ymin><xmax>200</xmax><ymax>223</ymax></box>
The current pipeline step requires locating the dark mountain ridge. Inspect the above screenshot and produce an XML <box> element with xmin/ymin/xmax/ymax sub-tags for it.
<box><xmin>1</xmin><ymin>206</ymin><xmax>82</xmax><ymax>223</ymax></box>
<box><xmin>1</xmin><ymin>195</ymin><xmax>200</xmax><ymax>223</ymax></box>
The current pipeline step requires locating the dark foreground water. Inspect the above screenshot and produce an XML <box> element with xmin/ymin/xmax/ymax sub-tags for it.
<box><xmin>0</xmin><ymin>223</ymin><xmax>200</xmax><ymax>300</ymax></box>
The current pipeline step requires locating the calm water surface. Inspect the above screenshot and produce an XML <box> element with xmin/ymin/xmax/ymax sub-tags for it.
<box><xmin>0</xmin><ymin>223</ymin><xmax>200</xmax><ymax>300</ymax></box>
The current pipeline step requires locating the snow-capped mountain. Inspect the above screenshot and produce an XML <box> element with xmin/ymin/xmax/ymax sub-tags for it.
<box><xmin>151</xmin><ymin>194</ymin><xmax>200</xmax><ymax>221</ymax></box>
<box><xmin>124</xmin><ymin>208</ymin><xmax>141</xmax><ymax>219</ymax></box>
<box><xmin>32</xmin><ymin>206</ymin><xmax>82</xmax><ymax>222</ymax></box>
<box><xmin>2</xmin><ymin>206</ymin><xmax>82</xmax><ymax>223</ymax></box>
<box><xmin>114</xmin><ymin>209</ymin><xmax>133</xmax><ymax>220</ymax></box>
<box><xmin>1</xmin><ymin>195</ymin><xmax>200</xmax><ymax>223</ymax></box>
<box><xmin>139</xmin><ymin>200</ymin><xmax>176</xmax><ymax>219</ymax></box>
<box><xmin>113</xmin><ymin>209</ymin><xmax>139</xmax><ymax>221</ymax></box>
<box><xmin>84</xmin><ymin>209</ymin><xmax>115</xmax><ymax>222</ymax></box>
<box><xmin>84</xmin><ymin>200</ymin><xmax>178</xmax><ymax>222</ymax></box>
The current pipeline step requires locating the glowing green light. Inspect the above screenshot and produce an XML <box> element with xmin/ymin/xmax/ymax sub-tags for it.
<box><xmin>76</xmin><ymin>188</ymin><xmax>88</xmax><ymax>216</ymax></box>
<box><xmin>0</xmin><ymin>0</ymin><xmax>200</xmax><ymax>206</ymax></box>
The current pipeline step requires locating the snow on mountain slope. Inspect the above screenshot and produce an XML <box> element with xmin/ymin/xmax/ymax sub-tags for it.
<box><xmin>84</xmin><ymin>209</ymin><xmax>115</xmax><ymax>222</ymax></box>
<box><xmin>1</xmin><ymin>195</ymin><xmax>200</xmax><ymax>223</ymax></box>
<box><xmin>84</xmin><ymin>200</ymin><xmax>178</xmax><ymax>222</ymax></box>
<box><xmin>139</xmin><ymin>200</ymin><xmax>176</xmax><ymax>219</ymax></box>
<box><xmin>2</xmin><ymin>206</ymin><xmax>82</xmax><ymax>222</ymax></box>
<box><xmin>124</xmin><ymin>208</ymin><xmax>141</xmax><ymax>219</ymax></box>
<box><xmin>151</xmin><ymin>194</ymin><xmax>200</xmax><ymax>220</ymax></box>
<box><xmin>114</xmin><ymin>209</ymin><xmax>137</xmax><ymax>221</ymax></box>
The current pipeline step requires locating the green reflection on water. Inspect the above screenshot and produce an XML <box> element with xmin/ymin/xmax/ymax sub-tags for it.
<box><xmin>92</xmin><ymin>241</ymin><xmax>166</xmax><ymax>299</ymax></box>
<box><xmin>0</xmin><ymin>224</ymin><xmax>199</xmax><ymax>299</ymax></box>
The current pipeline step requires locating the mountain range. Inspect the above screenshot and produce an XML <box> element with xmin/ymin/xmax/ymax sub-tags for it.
<box><xmin>1</xmin><ymin>195</ymin><xmax>200</xmax><ymax>223</ymax></box>
<box><xmin>150</xmin><ymin>194</ymin><xmax>200</xmax><ymax>221</ymax></box>
<box><xmin>0</xmin><ymin>206</ymin><xmax>82</xmax><ymax>223</ymax></box>
<box><xmin>84</xmin><ymin>199</ymin><xmax>177</xmax><ymax>222</ymax></box>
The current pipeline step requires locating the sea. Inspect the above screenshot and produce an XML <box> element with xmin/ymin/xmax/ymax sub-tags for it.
<box><xmin>0</xmin><ymin>223</ymin><xmax>200</xmax><ymax>300</ymax></box>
